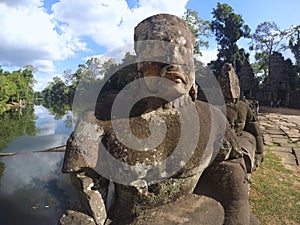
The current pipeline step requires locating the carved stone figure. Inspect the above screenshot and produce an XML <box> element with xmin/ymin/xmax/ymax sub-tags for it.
<box><xmin>59</xmin><ymin>14</ymin><xmax>257</xmax><ymax>225</ymax></box>
<box><xmin>218</xmin><ymin>63</ymin><xmax>265</xmax><ymax>172</ymax></box>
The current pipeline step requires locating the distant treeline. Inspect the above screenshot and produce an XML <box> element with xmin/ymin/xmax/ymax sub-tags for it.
<box><xmin>35</xmin><ymin>53</ymin><xmax>137</xmax><ymax>106</ymax></box>
<box><xmin>0</xmin><ymin>66</ymin><xmax>35</xmax><ymax>114</ymax></box>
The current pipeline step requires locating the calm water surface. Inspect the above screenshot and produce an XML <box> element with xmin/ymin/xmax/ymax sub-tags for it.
<box><xmin>0</xmin><ymin>105</ymin><xmax>78</xmax><ymax>225</ymax></box>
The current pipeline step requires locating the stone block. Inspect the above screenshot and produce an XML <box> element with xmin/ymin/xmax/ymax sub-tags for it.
<box><xmin>128</xmin><ymin>194</ymin><xmax>224</xmax><ymax>225</ymax></box>
<box><xmin>266</xmin><ymin>129</ymin><xmax>285</xmax><ymax>135</ymax></box>
<box><xmin>272</xmin><ymin>152</ymin><xmax>297</xmax><ymax>166</ymax></box>
<box><xmin>270</xmin><ymin>146</ymin><xmax>293</xmax><ymax>153</ymax></box>
<box><xmin>270</xmin><ymin>134</ymin><xmax>287</xmax><ymax>139</ymax></box>
<box><xmin>58</xmin><ymin>210</ymin><xmax>96</xmax><ymax>225</ymax></box>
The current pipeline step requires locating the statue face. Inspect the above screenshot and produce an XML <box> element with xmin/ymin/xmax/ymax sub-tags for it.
<box><xmin>134</xmin><ymin>14</ymin><xmax>196</xmax><ymax>100</ymax></box>
<box><xmin>137</xmin><ymin>61</ymin><xmax>194</xmax><ymax>99</ymax></box>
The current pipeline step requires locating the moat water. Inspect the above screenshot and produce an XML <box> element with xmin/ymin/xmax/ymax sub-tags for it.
<box><xmin>0</xmin><ymin>104</ymin><xmax>77</xmax><ymax>225</ymax></box>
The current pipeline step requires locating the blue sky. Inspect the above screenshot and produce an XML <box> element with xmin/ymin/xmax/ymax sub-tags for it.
<box><xmin>0</xmin><ymin>0</ymin><xmax>299</xmax><ymax>91</ymax></box>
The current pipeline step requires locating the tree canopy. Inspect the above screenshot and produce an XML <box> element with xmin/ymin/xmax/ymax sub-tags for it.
<box><xmin>285</xmin><ymin>25</ymin><xmax>300</xmax><ymax>68</ymax></box>
<box><xmin>0</xmin><ymin>66</ymin><xmax>35</xmax><ymax>113</ymax></box>
<box><xmin>209</xmin><ymin>3</ymin><xmax>251</xmax><ymax>76</ymax></box>
<box><xmin>182</xmin><ymin>9</ymin><xmax>211</xmax><ymax>56</ymax></box>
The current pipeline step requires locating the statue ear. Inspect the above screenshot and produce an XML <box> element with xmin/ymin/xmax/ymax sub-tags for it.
<box><xmin>189</xmin><ymin>84</ymin><xmax>198</xmax><ymax>102</ymax></box>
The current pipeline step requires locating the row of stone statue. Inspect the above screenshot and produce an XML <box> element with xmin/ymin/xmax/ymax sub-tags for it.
<box><xmin>58</xmin><ymin>14</ymin><xmax>264</xmax><ymax>225</ymax></box>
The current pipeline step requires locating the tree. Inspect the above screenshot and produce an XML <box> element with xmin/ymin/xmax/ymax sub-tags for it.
<box><xmin>0</xmin><ymin>66</ymin><xmax>35</xmax><ymax>113</ymax></box>
<box><xmin>100</xmin><ymin>52</ymin><xmax>137</xmax><ymax>93</ymax></box>
<box><xmin>250</xmin><ymin>21</ymin><xmax>285</xmax><ymax>78</ymax></box>
<box><xmin>183</xmin><ymin>9</ymin><xmax>211</xmax><ymax>56</ymax></box>
<box><xmin>209</xmin><ymin>3</ymin><xmax>251</xmax><ymax>76</ymax></box>
<box><xmin>284</xmin><ymin>25</ymin><xmax>300</xmax><ymax>67</ymax></box>
<box><xmin>250</xmin><ymin>21</ymin><xmax>285</xmax><ymax>56</ymax></box>
<box><xmin>251</xmin><ymin>52</ymin><xmax>269</xmax><ymax>84</ymax></box>
<box><xmin>42</xmin><ymin>76</ymin><xmax>69</xmax><ymax>103</ymax></box>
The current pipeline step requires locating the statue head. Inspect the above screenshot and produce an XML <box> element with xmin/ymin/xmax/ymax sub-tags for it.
<box><xmin>218</xmin><ymin>63</ymin><xmax>240</xmax><ymax>103</ymax></box>
<box><xmin>134</xmin><ymin>14</ymin><xmax>197</xmax><ymax>101</ymax></box>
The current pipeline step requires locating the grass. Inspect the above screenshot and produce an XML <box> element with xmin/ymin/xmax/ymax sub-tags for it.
<box><xmin>250</xmin><ymin>147</ymin><xmax>300</xmax><ymax>225</ymax></box>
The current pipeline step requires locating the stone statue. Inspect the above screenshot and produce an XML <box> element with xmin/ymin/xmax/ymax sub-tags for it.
<box><xmin>58</xmin><ymin>14</ymin><xmax>257</xmax><ymax>225</ymax></box>
<box><xmin>218</xmin><ymin>63</ymin><xmax>265</xmax><ymax>172</ymax></box>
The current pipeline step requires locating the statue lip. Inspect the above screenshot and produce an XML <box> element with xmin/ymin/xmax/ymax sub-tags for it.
<box><xmin>162</xmin><ymin>67</ymin><xmax>187</xmax><ymax>84</ymax></box>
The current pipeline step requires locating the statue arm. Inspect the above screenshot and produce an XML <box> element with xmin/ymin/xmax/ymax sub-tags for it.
<box><xmin>244</xmin><ymin>106</ymin><xmax>265</xmax><ymax>169</ymax></box>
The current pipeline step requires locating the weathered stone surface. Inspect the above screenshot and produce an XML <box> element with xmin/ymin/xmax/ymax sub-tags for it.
<box><xmin>195</xmin><ymin>159</ymin><xmax>251</xmax><ymax>225</ymax></box>
<box><xmin>265</xmin><ymin>129</ymin><xmax>285</xmax><ymax>135</ymax></box>
<box><xmin>128</xmin><ymin>194</ymin><xmax>224</xmax><ymax>225</ymax></box>
<box><xmin>273</xmin><ymin>152</ymin><xmax>297</xmax><ymax>165</ymax></box>
<box><xmin>259</xmin><ymin>52</ymin><xmax>291</xmax><ymax>106</ymax></box>
<box><xmin>239</xmin><ymin>60</ymin><xmax>257</xmax><ymax>99</ymax></box>
<box><xmin>70</xmin><ymin>171</ymin><xmax>108</xmax><ymax>225</ymax></box>
<box><xmin>259</xmin><ymin>108</ymin><xmax>300</xmax><ymax>169</ymax></box>
<box><xmin>293</xmin><ymin>148</ymin><xmax>300</xmax><ymax>165</ymax></box>
<box><xmin>270</xmin><ymin>146</ymin><xmax>293</xmax><ymax>153</ymax></box>
<box><xmin>62</xmin><ymin>112</ymin><xmax>104</xmax><ymax>173</ymax></box>
<box><xmin>60</xmin><ymin>14</ymin><xmax>257</xmax><ymax>225</ymax></box>
<box><xmin>271</xmin><ymin>146</ymin><xmax>292</xmax><ymax>153</ymax></box>
<box><xmin>285</xmin><ymin>130</ymin><xmax>300</xmax><ymax>138</ymax></box>
<box><xmin>218</xmin><ymin>63</ymin><xmax>265</xmax><ymax>172</ymax></box>
<box><xmin>218</xmin><ymin>63</ymin><xmax>240</xmax><ymax>102</ymax></box>
<box><xmin>134</xmin><ymin>14</ymin><xmax>195</xmax><ymax>68</ymax></box>
<box><xmin>58</xmin><ymin>210</ymin><xmax>96</xmax><ymax>225</ymax></box>
<box><xmin>263</xmin><ymin>134</ymin><xmax>273</xmax><ymax>146</ymax></box>
<box><xmin>272</xmin><ymin>139</ymin><xmax>290</xmax><ymax>146</ymax></box>
<box><xmin>238</xmin><ymin>132</ymin><xmax>256</xmax><ymax>172</ymax></box>
<box><xmin>270</xmin><ymin>134</ymin><xmax>287</xmax><ymax>139</ymax></box>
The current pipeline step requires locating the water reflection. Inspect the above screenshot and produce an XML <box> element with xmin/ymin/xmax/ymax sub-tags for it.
<box><xmin>0</xmin><ymin>104</ymin><xmax>77</xmax><ymax>225</ymax></box>
<box><xmin>0</xmin><ymin>105</ymin><xmax>37</xmax><ymax>151</ymax></box>
<box><xmin>2</xmin><ymin>105</ymin><xmax>74</xmax><ymax>154</ymax></box>
<box><xmin>0</xmin><ymin>153</ymin><xmax>77</xmax><ymax>225</ymax></box>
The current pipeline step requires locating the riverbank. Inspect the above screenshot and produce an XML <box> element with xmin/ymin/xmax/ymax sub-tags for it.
<box><xmin>0</xmin><ymin>102</ymin><xmax>26</xmax><ymax>114</ymax></box>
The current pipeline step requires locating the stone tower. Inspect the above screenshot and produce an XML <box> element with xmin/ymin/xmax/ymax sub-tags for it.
<box><xmin>264</xmin><ymin>52</ymin><xmax>290</xmax><ymax>106</ymax></box>
<box><xmin>238</xmin><ymin>60</ymin><xmax>257</xmax><ymax>99</ymax></box>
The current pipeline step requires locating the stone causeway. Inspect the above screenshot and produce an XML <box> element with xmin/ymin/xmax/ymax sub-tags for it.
<box><xmin>259</xmin><ymin>107</ymin><xmax>300</xmax><ymax>170</ymax></box>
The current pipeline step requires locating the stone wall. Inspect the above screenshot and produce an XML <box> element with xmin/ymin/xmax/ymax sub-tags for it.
<box><xmin>239</xmin><ymin>60</ymin><xmax>257</xmax><ymax>99</ymax></box>
<box><xmin>257</xmin><ymin>52</ymin><xmax>295</xmax><ymax>107</ymax></box>
<box><xmin>289</xmin><ymin>90</ymin><xmax>300</xmax><ymax>109</ymax></box>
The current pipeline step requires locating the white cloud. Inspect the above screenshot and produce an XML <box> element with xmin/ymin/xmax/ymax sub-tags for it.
<box><xmin>1</xmin><ymin>0</ymin><xmax>189</xmax><ymax>90</ymax></box>
<box><xmin>198</xmin><ymin>48</ymin><xmax>218</xmax><ymax>65</ymax></box>
<box><xmin>52</xmin><ymin>0</ymin><xmax>189</xmax><ymax>50</ymax></box>
<box><xmin>34</xmin><ymin>73</ymin><xmax>64</xmax><ymax>91</ymax></box>
<box><xmin>0</xmin><ymin>2</ymin><xmax>86</xmax><ymax>72</ymax></box>
<box><xmin>0</xmin><ymin>0</ymin><xmax>42</xmax><ymax>7</ymax></box>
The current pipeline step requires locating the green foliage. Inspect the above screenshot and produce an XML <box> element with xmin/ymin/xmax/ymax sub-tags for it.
<box><xmin>250</xmin><ymin>21</ymin><xmax>285</xmax><ymax>79</ymax></box>
<box><xmin>42</xmin><ymin>76</ymin><xmax>69</xmax><ymax>103</ymax></box>
<box><xmin>250</xmin><ymin>21</ymin><xmax>284</xmax><ymax>56</ymax></box>
<box><xmin>284</xmin><ymin>25</ymin><xmax>300</xmax><ymax>67</ymax></box>
<box><xmin>209</xmin><ymin>3</ymin><xmax>250</xmax><ymax>76</ymax></box>
<box><xmin>0</xmin><ymin>66</ymin><xmax>35</xmax><ymax>113</ymax></box>
<box><xmin>211</xmin><ymin>3</ymin><xmax>250</xmax><ymax>48</ymax></box>
<box><xmin>251</xmin><ymin>52</ymin><xmax>269</xmax><ymax>85</ymax></box>
<box><xmin>183</xmin><ymin>9</ymin><xmax>211</xmax><ymax>56</ymax></box>
<box><xmin>39</xmin><ymin>52</ymin><xmax>138</xmax><ymax>113</ymax></box>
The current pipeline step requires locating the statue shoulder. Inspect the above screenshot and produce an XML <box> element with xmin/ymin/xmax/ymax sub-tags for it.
<box><xmin>62</xmin><ymin>111</ymin><xmax>105</xmax><ymax>173</ymax></box>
